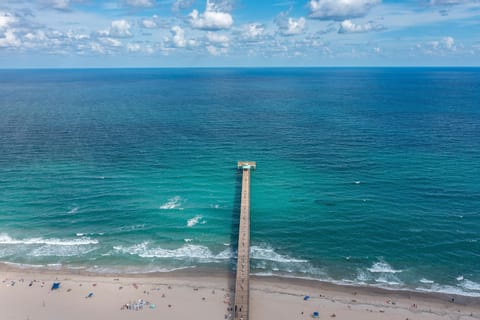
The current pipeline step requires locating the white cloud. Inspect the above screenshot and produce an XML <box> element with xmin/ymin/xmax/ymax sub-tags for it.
<box><xmin>141</xmin><ymin>15</ymin><xmax>164</xmax><ymax>29</ymax></box>
<box><xmin>124</xmin><ymin>0</ymin><xmax>154</xmax><ymax>7</ymax></box>
<box><xmin>172</xmin><ymin>0</ymin><xmax>195</xmax><ymax>11</ymax></box>
<box><xmin>189</xmin><ymin>0</ymin><xmax>233</xmax><ymax>30</ymax></box>
<box><xmin>418</xmin><ymin>36</ymin><xmax>457</xmax><ymax>55</ymax></box>
<box><xmin>242</xmin><ymin>23</ymin><xmax>265</xmax><ymax>39</ymax></box>
<box><xmin>99</xmin><ymin>20</ymin><xmax>133</xmax><ymax>38</ymax></box>
<box><xmin>0</xmin><ymin>29</ymin><xmax>21</xmax><ymax>48</ymax></box>
<box><xmin>338</xmin><ymin>19</ymin><xmax>384</xmax><ymax>33</ymax></box>
<box><xmin>284</xmin><ymin>17</ymin><xmax>306</xmax><ymax>35</ymax></box>
<box><xmin>170</xmin><ymin>25</ymin><xmax>196</xmax><ymax>48</ymax></box>
<box><xmin>206</xmin><ymin>45</ymin><xmax>227</xmax><ymax>55</ymax></box>
<box><xmin>0</xmin><ymin>12</ymin><xmax>18</xmax><ymax>30</ymax></box>
<box><xmin>308</xmin><ymin>0</ymin><xmax>381</xmax><ymax>20</ymax></box>
<box><xmin>275</xmin><ymin>11</ymin><xmax>306</xmax><ymax>36</ymax></box>
<box><xmin>442</xmin><ymin>36</ymin><xmax>455</xmax><ymax>49</ymax></box>
<box><xmin>99</xmin><ymin>37</ymin><xmax>122</xmax><ymax>47</ymax></box>
<box><xmin>206</xmin><ymin>31</ymin><xmax>229</xmax><ymax>46</ymax></box>
<box><xmin>42</xmin><ymin>0</ymin><xmax>71</xmax><ymax>11</ymax></box>
<box><xmin>171</xmin><ymin>25</ymin><xmax>186</xmax><ymax>47</ymax></box>
<box><xmin>429</xmin><ymin>0</ymin><xmax>478</xmax><ymax>5</ymax></box>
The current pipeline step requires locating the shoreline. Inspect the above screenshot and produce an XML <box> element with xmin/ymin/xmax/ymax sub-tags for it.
<box><xmin>2</xmin><ymin>264</ymin><xmax>480</xmax><ymax>320</ymax></box>
<box><xmin>2</xmin><ymin>262</ymin><xmax>479</xmax><ymax>303</ymax></box>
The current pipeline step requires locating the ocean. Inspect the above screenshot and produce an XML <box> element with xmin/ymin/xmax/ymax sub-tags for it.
<box><xmin>0</xmin><ymin>68</ymin><xmax>479</xmax><ymax>296</ymax></box>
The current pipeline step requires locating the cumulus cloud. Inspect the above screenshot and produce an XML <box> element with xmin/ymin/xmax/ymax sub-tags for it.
<box><xmin>206</xmin><ymin>31</ymin><xmax>229</xmax><ymax>46</ymax></box>
<box><xmin>0</xmin><ymin>29</ymin><xmax>21</xmax><ymax>48</ymax></box>
<box><xmin>124</xmin><ymin>0</ymin><xmax>155</xmax><ymax>7</ymax></box>
<box><xmin>417</xmin><ymin>36</ymin><xmax>457</xmax><ymax>55</ymax></box>
<box><xmin>189</xmin><ymin>0</ymin><xmax>233</xmax><ymax>30</ymax></box>
<box><xmin>0</xmin><ymin>12</ymin><xmax>18</xmax><ymax>30</ymax></box>
<box><xmin>308</xmin><ymin>0</ymin><xmax>381</xmax><ymax>20</ymax></box>
<box><xmin>431</xmin><ymin>36</ymin><xmax>456</xmax><ymax>50</ymax></box>
<box><xmin>140</xmin><ymin>15</ymin><xmax>166</xmax><ymax>28</ymax></box>
<box><xmin>170</xmin><ymin>25</ymin><xmax>196</xmax><ymax>47</ymax></box>
<box><xmin>241</xmin><ymin>23</ymin><xmax>265</xmax><ymax>39</ymax></box>
<box><xmin>172</xmin><ymin>0</ymin><xmax>195</xmax><ymax>11</ymax></box>
<box><xmin>206</xmin><ymin>45</ymin><xmax>228</xmax><ymax>55</ymax></box>
<box><xmin>338</xmin><ymin>19</ymin><xmax>384</xmax><ymax>33</ymax></box>
<box><xmin>99</xmin><ymin>20</ymin><xmax>133</xmax><ymax>38</ymax></box>
<box><xmin>275</xmin><ymin>12</ymin><xmax>306</xmax><ymax>36</ymax></box>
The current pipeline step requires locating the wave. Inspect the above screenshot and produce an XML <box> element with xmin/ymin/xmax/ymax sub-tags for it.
<box><xmin>187</xmin><ymin>215</ymin><xmax>205</xmax><ymax>227</ymax></box>
<box><xmin>112</xmin><ymin>243</ymin><xmax>305</xmax><ymax>264</ymax></box>
<box><xmin>367</xmin><ymin>261</ymin><xmax>402</xmax><ymax>274</ymax></box>
<box><xmin>0</xmin><ymin>234</ymin><xmax>98</xmax><ymax>246</ymax></box>
<box><xmin>420</xmin><ymin>278</ymin><xmax>434</xmax><ymax>284</ymax></box>
<box><xmin>68</xmin><ymin>207</ymin><xmax>79</xmax><ymax>214</ymax></box>
<box><xmin>416</xmin><ymin>284</ymin><xmax>480</xmax><ymax>297</ymax></box>
<box><xmin>159</xmin><ymin>196</ymin><xmax>183</xmax><ymax>210</ymax></box>
<box><xmin>250</xmin><ymin>246</ymin><xmax>308</xmax><ymax>263</ymax></box>
<box><xmin>459</xmin><ymin>279</ymin><xmax>480</xmax><ymax>291</ymax></box>
<box><xmin>113</xmin><ymin>242</ymin><xmax>225</xmax><ymax>261</ymax></box>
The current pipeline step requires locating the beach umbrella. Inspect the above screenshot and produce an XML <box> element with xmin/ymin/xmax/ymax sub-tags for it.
<box><xmin>312</xmin><ymin>311</ymin><xmax>319</xmax><ymax>318</ymax></box>
<box><xmin>303</xmin><ymin>295</ymin><xmax>310</xmax><ymax>301</ymax></box>
<box><xmin>51</xmin><ymin>282</ymin><xmax>60</xmax><ymax>290</ymax></box>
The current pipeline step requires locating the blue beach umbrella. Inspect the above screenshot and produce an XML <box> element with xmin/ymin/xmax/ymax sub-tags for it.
<box><xmin>312</xmin><ymin>311</ymin><xmax>319</xmax><ymax>318</ymax></box>
<box><xmin>303</xmin><ymin>295</ymin><xmax>310</xmax><ymax>301</ymax></box>
<box><xmin>51</xmin><ymin>282</ymin><xmax>60</xmax><ymax>290</ymax></box>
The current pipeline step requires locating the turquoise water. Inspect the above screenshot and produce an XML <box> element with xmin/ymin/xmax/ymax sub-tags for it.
<box><xmin>0</xmin><ymin>68</ymin><xmax>479</xmax><ymax>296</ymax></box>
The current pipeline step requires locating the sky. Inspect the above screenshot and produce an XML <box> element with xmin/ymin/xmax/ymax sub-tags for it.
<box><xmin>0</xmin><ymin>0</ymin><xmax>479</xmax><ymax>67</ymax></box>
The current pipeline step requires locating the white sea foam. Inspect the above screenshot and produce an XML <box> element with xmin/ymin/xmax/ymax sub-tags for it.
<box><xmin>0</xmin><ymin>234</ymin><xmax>98</xmax><ymax>246</ymax></box>
<box><xmin>250</xmin><ymin>246</ymin><xmax>307</xmax><ymax>263</ymax></box>
<box><xmin>2</xmin><ymin>261</ymin><xmax>45</xmax><ymax>269</ymax></box>
<box><xmin>367</xmin><ymin>262</ymin><xmax>402</xmax><ymax>274</ymax></box>
<box><xmin>375</xmin><ymin>276</ymin><xmax>402</xmax><ymax>286</ymax></box>
<box><xmin>184</xmin><ymin>238</ymin><xmax>193</xmax><ymax>243</ymax></box>
<box><xmin>420</xmin><ymin>278</ymin><xmax>434</xmax><ymax>284</ymax></box>
<box><xmin>187</xmin><ymin>215</ymin><xmax>204</xmax><ymax>227</ymax></box>
<box><xmin>159</xmin><ymin>196</ymin><xmax>183</xmax><ymax>210</ymax></box>
<box><xmin>416</xmin><ymin>284</ymin><xmax>480</xmax><ymax>297</ymax></box>
<box><xmin>68</xmin><ymin>207</ymin><xmax>79</xmax><ymax>214</ymax></box>
<box><xmin>456</xmin><ymin>275</ymin><xmax>464</xmax><ymax>281</ymax></box>
<box><xmin>112</xmin><ymin>243</ymin><xmax>304</xmax><ymax>264</ymax></box>
<box><xmin>459</xmin><ymin>279</ymin><xmax>480</xmax><ymax>291</ymax></box>
<box><xmin>31</xmin><ymin>245</ymin><xmax>98</xmax><ymax>257</ymax></box>
<box><xmin>113</xmin><ymin>242</ymin><xmax>221</xmax><ymax>260</ymax></box>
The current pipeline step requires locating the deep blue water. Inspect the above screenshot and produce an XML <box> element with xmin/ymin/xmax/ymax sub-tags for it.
<box><xmin>0</xmin><ymin>68</ymin><xmax>479</xmax><ymax>296</ymax></box>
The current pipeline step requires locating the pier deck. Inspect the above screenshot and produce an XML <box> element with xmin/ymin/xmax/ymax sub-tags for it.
<box><xmin>234</xmin><ymin>161</ymin><xmax>255</xmax><ymax>320</ymax></box>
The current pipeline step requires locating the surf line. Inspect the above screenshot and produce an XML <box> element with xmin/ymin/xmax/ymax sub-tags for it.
<box><xmin>234</xmin><ymin>161</ymin><xmax>255</xmax><ymax>320</ymax></box>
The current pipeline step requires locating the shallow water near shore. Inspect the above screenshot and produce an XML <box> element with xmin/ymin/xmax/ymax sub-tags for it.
<box><xmin>0</xmin><ymin>68</ymin><xmax>479</xmax><ymax>296</ymax></box>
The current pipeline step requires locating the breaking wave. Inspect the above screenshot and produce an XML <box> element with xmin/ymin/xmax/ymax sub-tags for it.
<box><xmin>0</xmin><ymin>234</ymin><xmax>98</xmax><ymax>246</ymax></box>
<box><xmin>367</xmin><ymin>261</ymin><xmax>402</xmax><ymax>274</ymax></box>
<box><xmin>187</xmin><ymin>215</ymin><xmax>205</xmax><ymax>227</ymax></box>
<box><xmin>159</xmin><ymin>196</ymin><xmax>183</xmax><ymax>210</ymax></box>
<box><xmin>250</xmin><ymin>246</ymin><xmax>308</xmax><ymax>263</ymax></box>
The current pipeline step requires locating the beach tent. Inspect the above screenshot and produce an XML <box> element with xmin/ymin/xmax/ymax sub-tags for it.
<box><xmin>51</xmin><ymin>282</ymin><xmax>60</xmax><ymax>290</ymax></box>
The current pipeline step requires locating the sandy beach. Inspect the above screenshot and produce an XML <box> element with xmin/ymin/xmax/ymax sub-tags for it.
<box><xmin>1</xmin><ymin>265</ymin><xmax>479</xmax><ymax>320</ymax></box>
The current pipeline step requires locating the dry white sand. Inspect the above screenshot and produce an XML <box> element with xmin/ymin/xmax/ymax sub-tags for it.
<box><xmin>1</xmin><ymin>267</ymin><xmax>479</xmax><ymax>320</ymax></box>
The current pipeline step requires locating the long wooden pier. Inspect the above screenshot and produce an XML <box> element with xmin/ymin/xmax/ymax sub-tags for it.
<box><xmin>234</xmin><ymin>161</ymin><xmax>256</xmax><ymax>320</ymax></box>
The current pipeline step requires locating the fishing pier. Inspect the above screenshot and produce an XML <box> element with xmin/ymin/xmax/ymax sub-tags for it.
<box><xmin>234</xmin><ymin>161</ymin><xmax>256</xmax><ymax>320</ymax></box>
